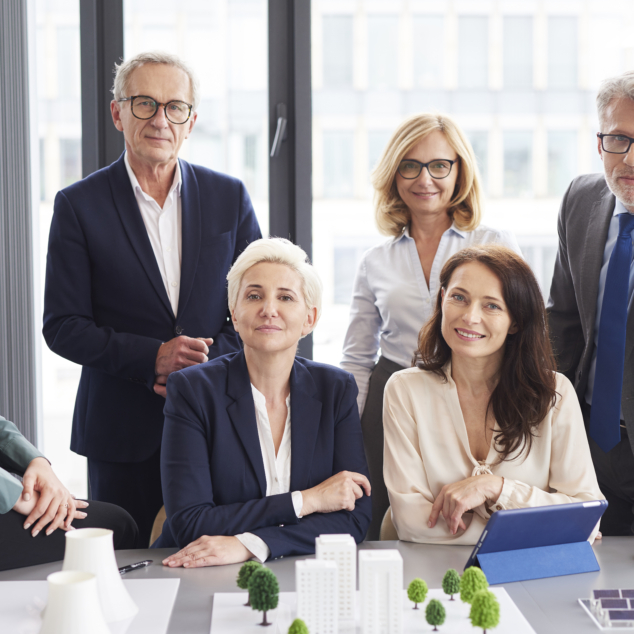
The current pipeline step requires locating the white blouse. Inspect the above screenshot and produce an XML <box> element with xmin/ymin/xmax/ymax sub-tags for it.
<box><xmin>234</xmin><ymin>385</ymin><xmax>303</xmax><ymax>562</ymax></box>
<box><xmin>340</xmin><ymin>224</ymin><xmax>521</xmax><ymax>414</ymax></box>
<box><xmin>383</xmin><ymin>365</ymin><xmax>604</xmax><ymax>545</ymax></box>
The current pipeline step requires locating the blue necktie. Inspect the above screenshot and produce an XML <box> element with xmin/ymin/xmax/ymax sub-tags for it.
<box><xmin>590</xmin><ymin>212</ymin><xmax>634</xmax><ymax>453</ymax></box>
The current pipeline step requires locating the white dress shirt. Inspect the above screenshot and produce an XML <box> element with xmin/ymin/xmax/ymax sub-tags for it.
<box><xmin>383</xmin><ymin>365</ymin><xmax>604</xmax><ymax>545</ymax></box>
<box><xmin>235</xmin><ymin>385</ymin><xmax>304</xmax><ymax>562</ymax></box>
<box><xmin>585</xmin><ymin>198</ymin><xmax>634</xmax><ymax>410</ymax></box>
<box><xmin>124</xmin><ymin>152</ymin><xmax>182</xmax><ymax>316</ymax></box>
<box><xmin>340</xmin><ymin>223</ymin><xmax>522</xmax><ymax>413</ymax></box>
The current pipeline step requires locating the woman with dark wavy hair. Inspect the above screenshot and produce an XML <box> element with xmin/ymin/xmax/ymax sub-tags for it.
<box><xmin>383</xmin><ymin>244</ymin><xmax>603</xmax><ymax>544</ymax></box>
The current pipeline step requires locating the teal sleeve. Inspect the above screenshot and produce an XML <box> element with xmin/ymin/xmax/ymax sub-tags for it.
<box><xmin>0</xmin><ymin>416</ymin><xmax>46</xmax><ymax>514</ymax></box>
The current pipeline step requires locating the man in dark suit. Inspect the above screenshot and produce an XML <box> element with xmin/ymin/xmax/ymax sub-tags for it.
<box><xmin>548</xmin><ymin>70</ymin><xmax>634</xmax><ymax>535</ymax></box>
<box><xmin>43</xmin><ymin>52</ymin><xmax>261</xmax><ymax>545</ymax></box>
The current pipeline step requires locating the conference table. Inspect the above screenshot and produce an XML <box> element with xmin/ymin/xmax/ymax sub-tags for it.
<box><xmin>1</xmin><ymin>538</ymin><xmax>632</xmax><ymax>633</ymax></box>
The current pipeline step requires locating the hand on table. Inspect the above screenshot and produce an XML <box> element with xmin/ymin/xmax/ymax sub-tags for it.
<box><xmin>162</xmin><ymin>536</ymin><xmax>252</xmax><ymax>568</ymax></box>
<box><xmin>153</xmin><ymin>336</ymin><xmax>214</xmax><ymax>397</ymax></box>
<box><xmin>300</xmin><ymin>471</ymin><xmax>371</xmax><ymax>516</ymax></box>
<box><xmin>428</xmin><ymin>474</ymin><xmax>504</xmax><ymax>535</ymax></box>
<box><xmin>14</xmin><ymin>457</ymin><xmax>89</xmax><ymax>536</ymax></box>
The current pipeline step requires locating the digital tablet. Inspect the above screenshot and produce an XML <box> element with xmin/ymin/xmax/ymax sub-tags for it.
<box><xmin>465</xmin><ymin>499</ymin><xmax>608</xmax><ymax>571</ymax></box>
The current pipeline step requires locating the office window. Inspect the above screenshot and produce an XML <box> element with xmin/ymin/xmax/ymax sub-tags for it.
<box><xmin>548</xmin><ymin>131</ymin><xmax>577</xmax><ymax>196</ymax></box>
<box><xmin>368</xmin><ymin>15</ymin><xmax>399</xmax><ymax>90</ymax></box>
<box><xmin>548</xmin><ymin>17</ymin><xmax>578</xmax><ymax>89</ymax></box>
<box><xmin>57</xmin><ymin>26</ymin><xmax>81</xmax><ymax>97</ymax></box>
<box><xmin>334</xmin><ymin>247</ymin><xmax>358</xmax><ymax>304</ymax></box>
<box><xmin>466</xmin><ymin>131</ymin><xmax>488</xmax><ymax>194</ymax></box>
<box><xmin>323</xmin><ymin>15</ymin><xmax>353</xmax><ymax>88</ymax></box>
<box><xmin>503</xmin><ymin>16</ymin><xmax>532</xmax><ymax>89</ymax></box>
<box><xmin>60</xmin><ymin>139</ymin><xmax>81</xmax><ymax>189</ymax></box>
<box><xmin>458</xmin><ymin>16</ymin><xmax>488</xmax><ymax>89</ymax></box>
<box><xmin>413</xmin><ymin>15</ymin><xmax>444</xmax><ymax>88</ymax></box>
<box><xmin>323</xmin><ymin>131</ymin><xmax>354</xmax><ymax>198</ymax></box>
<box><xmin>368</xmin><ymin>130</ymin><xmax>391</xmax><ymax>174</ymax></box>
<box><xmin>504</xmin><ymin>131</ymin><xmax>532</xmax><ymax>197</ymax></box>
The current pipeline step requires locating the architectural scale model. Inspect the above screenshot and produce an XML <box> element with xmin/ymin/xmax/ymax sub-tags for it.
<box><xmin>296</xmin><ymin>559</ymin><xmax>339</xmax><ymax>634</ymax></box>
<box><xmin>589</xmin><ymin>589</ymin><xmax>634</xmax><ymax>627</ymax></box>
<box><xmin>358</xmin><ymin>550</ymin><xmax>403</xmax><ymax>634</ymax></box>
<box><xmin>315</xmin><ymin>533</ymin><xmax>356</xmax><ymax>620</ymax></box>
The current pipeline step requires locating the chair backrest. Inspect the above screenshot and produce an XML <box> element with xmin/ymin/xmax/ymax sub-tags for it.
<box><xmin>149</xmin><ymin>506</ymin><xmax>167</xmax><ymax>547</ymax></box>
<box><xmin>380</xmin><ymin>506</ymin><xmax>398</xmax><ymax>540</ymax></box>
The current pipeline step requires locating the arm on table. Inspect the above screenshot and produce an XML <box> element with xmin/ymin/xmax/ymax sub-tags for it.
<box><xmin>251</xmin><ymin>374</ymin><xmax>372</xmax><ymax>558</ymax></box>
<box><xmin>340</xmin><ymin>257</ymin><xmax>382</xmax><ymax>415</ymax></box>
<box><xmin>383</xmin><ymin>376</ymin><xmax>489</xmax><ymax>544</ymax></box>
<box><xmin>494</xmin><ymin>376</ymin><xmax>605</xmax><ymax>527</ymax></box>
<box><xmin>161</xmin><ymin>371</ymin><xmax>301</xmax><ymax>549</ymax></box>
<box><xmin>43</xmin><ymin>191</ymin><xmax>163</xmax><ymax>390</ymax></box>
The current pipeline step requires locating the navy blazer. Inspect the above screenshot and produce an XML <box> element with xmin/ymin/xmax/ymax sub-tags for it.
<box><xmin>154</xmin><ymin>351</ymin><xmax>372</xmax><ymax>558</ymax></box>
<box><xmin>43</xmin><ymin>154</ymin><xmax>261</xmax><ymax>463</ymax></box>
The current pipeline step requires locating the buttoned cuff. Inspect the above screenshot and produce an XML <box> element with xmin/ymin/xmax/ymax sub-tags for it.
<box><xmin>235</xmin><ymin>533</ymin><xmax>271</xmax><ymax>563</ymax></box>
<box><xmin>291</xmin><ymin>490</ymin><xmax>303</xmax><ymax>517</ymax></box>
<box><xmin>492</xmin><ymin>477</ymin><xmax>514</xmax><ymax>511</ymax></box>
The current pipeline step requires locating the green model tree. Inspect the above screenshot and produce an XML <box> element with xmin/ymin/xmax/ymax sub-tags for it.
<box><xmin>460</xmin><ymin>567</ymin><xmax>489</xmax><ymax>604</ymax></box>
<box><xmin>425</xmin><ymin>599</ymin><xmax>446</xmax><ymax>631</ymax></box>
<box><xmin>248</xmin><ymin>567</ymin><xmax>280</xmax><ymax>626</ymax></box>
<box><xmin>288</xmin><ymin>618</ymin><xmax>309</xmax><ymax>634</ymax></box>
<box><xmin>407</xmin><ymin>578</ymin><xmax>428</xmax><ymax>609</ymax></box>
<box><xmin>469</xmin><ymin>590</ymin><xmax>501</xmax><ymax>633</ymax></box>
<box><xmin>237</xmin><ymin>561</ymin><xmax>263</xmax><ymax>606</ymax></box>
<box><xmin>441</xmin><ymin>569</ymin><xmax>461</xmax><ymax>601</ymax></box>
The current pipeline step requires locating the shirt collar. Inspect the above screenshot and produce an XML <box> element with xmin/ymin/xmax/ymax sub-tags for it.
<box><xmin>396</xmin><ymin>222</ymin><xmax>467</xmax><ymax>243</ymax></box>
<box><xmin>124</xmin><ymin>151</ymin><xmax>182</xmax><ymax>203</ymax></box>
<box><xmin>613</xmin><ymin>198</ymin><xmax>632</xmax><ymax>217</ymax></box>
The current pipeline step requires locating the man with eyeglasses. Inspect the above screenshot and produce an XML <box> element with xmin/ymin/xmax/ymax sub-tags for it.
<box><xmin>43</xmin><ymin>52</ymin><xmax>261</xmax><ymax>546</ymax></box>
<box><xmin>548</xmin><ymin>70</ymin><xmax>634</xmax><ymax>536</ymax></box>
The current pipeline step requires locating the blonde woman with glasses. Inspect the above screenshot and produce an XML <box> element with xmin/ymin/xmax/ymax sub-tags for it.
<box><xmin>341</xmin><ymin>112</ymin><xmax>521</xmax><ymax>540</ymax></box>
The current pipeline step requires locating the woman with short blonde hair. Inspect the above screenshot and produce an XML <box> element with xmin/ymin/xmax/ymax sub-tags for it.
<box><xmin>155</xmin><ymin>238</ymin><xmax>371</xmax><ymax>565</ymax></box>
<box><xmin>341</xmin><ymin>112</ymin><xmax>521</xmax><ymax>540</ymax></box>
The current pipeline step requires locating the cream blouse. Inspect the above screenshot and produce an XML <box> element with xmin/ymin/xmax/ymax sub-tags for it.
<box><xmin>383</xmin><ymin>365</ymin><xmax>604</xmax><ymax>545</ymax></box>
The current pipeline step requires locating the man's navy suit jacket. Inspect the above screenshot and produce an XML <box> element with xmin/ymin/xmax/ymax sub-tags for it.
<box><xmin>43</xmin><ymin>153</ymin><xmax>261</xmax><ymax>463</ymax></box>
<box><xmin>154</xmin><ymin>351</ymin><xmax>372</xmax><ymax>558</ymax></box>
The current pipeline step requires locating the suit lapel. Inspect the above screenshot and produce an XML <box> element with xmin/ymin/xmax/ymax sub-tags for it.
<box><xmin>579</xmin><ymin>188</ymin><xmax>614</xmax><ymax>340</ymax></box>
<box><xmin>226</xmin><ymin>351</ymin><xmax>267</xmax><ymax>497</ymax></box>
<box><xmin>176</xmin><ymin>159</ymin><xmax>201</xmax><ymax>318</ymax></box>
<box><xmin>290</xmin><ymin>361</ymin><xmax>322</xmax><ymax>492</ymax></box>
<box><xmin>107</xmin><ymin>154</ymin><xmax>173</xmax><ymax>317</ymax></box>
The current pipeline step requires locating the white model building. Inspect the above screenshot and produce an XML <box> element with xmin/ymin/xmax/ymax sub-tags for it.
<box><xmin>296</xmin><ymin>559</ymin><xmax>339</xmax><ymax>634</ymax></box>
<box><xmin>358</xmin><ymin>550</ymin><xmax>403</xmax><ymax>634</ymax></box>
<box><xmin>315</xmin><ymin>534</ymin><xmax>356</xmax><ymax>620</ymax></box>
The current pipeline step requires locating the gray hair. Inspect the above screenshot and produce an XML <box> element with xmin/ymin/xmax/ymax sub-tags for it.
<box><xmin>227</xmin><ymin>238</ymin><xmax>323</xmax><ymax>325</ymax></box>
<box><xmin>596</xmin><ymin>70</ymin><xmax>634</xmax><ymax>128</ymax></box>
<box><xmin>111</xmin><ymin>51</ymin><xmax>200</xmax><ymax>110</ymax></box>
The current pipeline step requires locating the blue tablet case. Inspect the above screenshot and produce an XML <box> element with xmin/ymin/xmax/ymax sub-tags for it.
<box><xmin>464</xmin><ymin>500</ymin><xmax>608</xmax><ymax>585</ymax></box>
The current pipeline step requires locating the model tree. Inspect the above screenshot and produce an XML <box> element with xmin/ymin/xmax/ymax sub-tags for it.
<box><xmin>425</xmin><ymin>599</ymin><xmax>446</xmax><ymax>631</ymax></box>
<box><xmin>442</xmin><ymin>569</ymin><xmax>461</xmax><ymax>601</ymax></box>
<box><xmin>248</xmin><ymin>567</ymin><xmax>280</xmax><ymax>626</ymax></box>
<box><xmin>460</xmin><ymin>566</ymin><xmax>489</xmax><ymax>604</ymax></box>
<box><xmin>288</xmin><ymin>618</ymin><xmax>309</xmax><ymax>634</ymax></box>
<box><xmin>407</xmin><ymin>578</ymin><xmax>428</xmax><ymax>609</ymax></box>
<box><xmin>469</xmin><ymin>590</ymin><xmax>500</xmax><ymax>633</ymax></box>
<box><xmin>237</xmin><ymin>561</ymin><xmax>263</xmax><ymax>606</ymax></box>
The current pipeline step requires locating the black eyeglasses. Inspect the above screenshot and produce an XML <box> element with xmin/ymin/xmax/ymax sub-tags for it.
<box><xmin>397</xmin><ymin>158</ymin><xmax>458</xmax><ymax>180</ymax></box>
<box><xmin>597</xmin><ymin>133</ymin><xmax>634</xmax><ymax>154</ymax></box>
<box><xmin>117</xmin><ymin>95</ymin><xmax>193</xmax><ymax>124</ymax></box>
